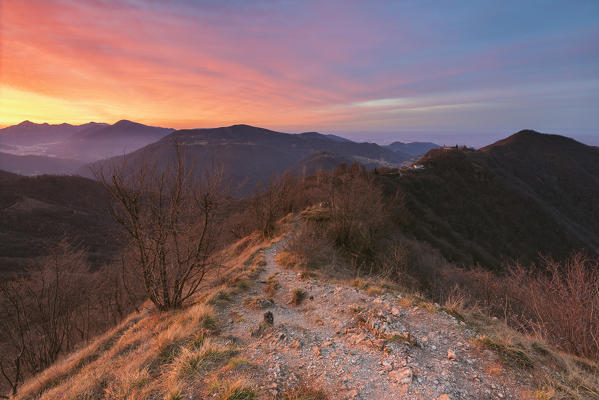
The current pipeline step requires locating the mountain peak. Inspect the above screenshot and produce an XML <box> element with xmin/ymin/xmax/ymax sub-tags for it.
<box><xmin>226</xmin><ymin>124</ymin><xmax>278</xmax><ymax>134</ymax></box>
<box><xmin>509</xmin><ymin>129</ymin><xmax>545</xmax><ymax>141</ymax></box>
<box><xmin>230</xmin><ymin>124</ymin><xmax>258</xmax><ymax>129</ymax></box>
<box><xmin>513</xmin><ymin>129</ymin><xmax>541</xmax><ymax>136</ymax></box>
<box><xmin>481</xmin><ymin>130</ymin><xmax>584</xmax><ymax>152</ymax></box>
<box><xmin>113</xmin><ymin>119</ymin><xmax>143</xmax><ymax>128</ymax></box>
<box><xmin>17</xmin><ymin>120</ymin><xmax>43</xmax><ymax>127</ymax></box>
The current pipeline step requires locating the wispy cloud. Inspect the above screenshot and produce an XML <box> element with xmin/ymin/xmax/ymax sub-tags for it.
<box><xmin>0</xmin><ymin>0</ymin><xmax>597</xmax><ymax>143</ymax></box>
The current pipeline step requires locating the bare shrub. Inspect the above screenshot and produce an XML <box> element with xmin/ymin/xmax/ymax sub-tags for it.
<box><xmin>429</xmin><ymin>253</ymin><xmax>599</xmax><ymax>360</ymax></box>
<box><xmin>286</xmin><ymin>223</ymin><xmax>336</xmax><ymax>271</ymax></box>
<box><xmin>500</xmin><ymin>254</ymin><xmax>599</xmax><ymax>359</ymax></box>
<box><xmin>327</xmin><ymin>164</ymin><xmax>388</xmax><ymax>267</ymax></box>
<box><xmin>0</xmin><ymin>240</ymin><xmax>140</xmax><ymax>396</ymax></box>
<box><xmin>289</xmin><ymin>288</ymin><xmax>306</xmax><ymax>306</ymax></box>
<box><xmin>230</xmin><ymin>171</ymin><xmax>323</xmax><ymax>239</ymax></box>
<box><xmin>0</xmin><ymin>241</ymin><xmax>87</xmax><ymax>395</ymax></box>
<box><xmin>287</xmin><ymin>163</ymin><xmax>395</xmax><ymax>276</ymax></box>
<box><xmin>275</xmin><ymin>251</ymin><xmax>305</xmax><ymax>269</ymax></box>
<box><xmin>249</xmin><ymin>173</ymin><xmax>297</xmax><ymax>237</ymax></box>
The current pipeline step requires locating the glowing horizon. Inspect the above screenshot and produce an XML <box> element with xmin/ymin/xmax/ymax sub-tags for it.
<box><xmin>1</xmin><ymin>0</ymin><xmax>598</xmax><ymax>145</ymax></box>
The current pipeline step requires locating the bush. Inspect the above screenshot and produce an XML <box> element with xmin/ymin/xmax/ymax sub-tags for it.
<box><xmin>287</xmin><ymin>164</ymin><xmax>399</xmax><ymax>276</ymax></box>
<box><xmin>290</xmin><ymin>289</ymin><xmax>306</xmax><ymax>306</ymax></box>
<box><xmin>500</xmin><ymin>254</ymin><xmax>599</xmax><ymax>359</ymax></box>
<box><xmin>431</xmin><ymin>253</ymin><xmax>599</xmax><ymax>360</ymax></box>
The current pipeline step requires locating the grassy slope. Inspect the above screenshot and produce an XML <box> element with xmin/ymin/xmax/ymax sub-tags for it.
<box><xmin>11</xmin><ymin>231</ymin><xmax>273</xmax><ymax>400</ymax></box>
<box><xmin>11</xmin><ymin>217</ymin><xmax>599</xmax><ymax>400</ymax></box>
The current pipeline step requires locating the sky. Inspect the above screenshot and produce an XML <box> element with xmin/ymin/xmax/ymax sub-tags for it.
<box><xmin>1</xmin><ymin>0</ymin><xmax>598</xmax><ymax>146</ymax></box>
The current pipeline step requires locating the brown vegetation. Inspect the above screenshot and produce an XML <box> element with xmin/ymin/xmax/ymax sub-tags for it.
<box><xmin>0</xmin><ymin>240</ymin><xmax>142</xmax><ymax>396</ymax></box>
<box><xmin>5</xmin><ymin>235</ymin><xmax>273</xmax><ymax>400</ymax></box>
<box><xmin>0</xmin><ymin>174</ymin><xmax>121</xmax><ymax>277</ymax></box>
<box><xmin>281</xmin><ymin>386</ymin><xmax>328</xmax><ymax>399</ymax></box>
<box><xmin>98</xmin><ymin>143</ymin><xmax>225</xmax><ymax>311</ymax></box>
<box><xmin>437</xmin><ymin>253</ymin><xmax>599</xmax><ymax>359</ymax></box>
<box><xmin>268</xmin><ymin>163</ymin><xmax>599</xmax><ymax>363</ymax></box>
<box><xmin>289</xmin><ymin>288</ymin><xmax>306</xmax><ymax>306</ymax></box>
<box><xmin>4</xmin><ymin>132</ymin><xmax>599</xmax><ymax>398</ymax></box>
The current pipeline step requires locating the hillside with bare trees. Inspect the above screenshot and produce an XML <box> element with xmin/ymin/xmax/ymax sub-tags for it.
<box><xmin>1</xmin><ymin>130</ymin><xmax>598</xmax><ymax>399</ymax></box>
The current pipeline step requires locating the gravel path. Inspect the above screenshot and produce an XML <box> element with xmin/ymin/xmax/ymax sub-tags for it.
<box><xmin>217</xmin><ymin>237</ymin><xmax>535</xmax><ymax>399</ymax></box>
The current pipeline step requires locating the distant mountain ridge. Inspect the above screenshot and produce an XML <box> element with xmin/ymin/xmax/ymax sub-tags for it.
<box><xmin>0</xmin><ymin>120</ymin><xmax>174</xmax><ymax>168</ymax></box>
<box><xmin>83</xmin><ymin>124</ymin><xmax>415</xmax><ymax>195</ymax></box>
<box><xmin>385</xmin><ymin>140</ymin><xmax>439</xmax><ymax>156</ymax></box>
<box><xmin>0</xmin><ymin>121</ymin><xmax>445</xmax><ymax>178</ymax></box>
<box><xmin>298</xmin><ymin>132</ymin><xmax>354</xmax><ymax>143</ymax></box>
<box><xmin>384</xmin><ymin>129</ymin><xmax>599</xmax><ymax>267</ymax></box>
<box><xmin>0</xmin><ymin>120</ymin><xmax>108</xmax><ymax>146</ymax></box>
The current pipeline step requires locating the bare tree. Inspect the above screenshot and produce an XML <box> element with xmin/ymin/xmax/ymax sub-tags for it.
<box><xmin>0</xmin><ymin>240</ymin><xmax>88</xmax><ymax>395</ymax></box>
<box><xmin>99</xmin><ymin>143</ymin><xmax>224</xmax><ymax>310</ymax></box>
<box><xmin>328</xmin><ymin>163</ymin><xmax>387</xmax><ymax>258</ymax></box>
<box><xmin>250</xmin><ymin>172</ymin><xmax>297</xmax><ymax>237</ymax></box>
<box><xmin>0</xmin><ymin>322</ymin><xmax>24</xmax><ymax>398</ymax></box>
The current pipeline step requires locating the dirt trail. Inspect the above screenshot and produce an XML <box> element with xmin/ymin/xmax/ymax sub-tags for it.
<box><xmin>219</xmin><ymin>237</ymin><xmax>535</xmax><ymax>399</ymax></box>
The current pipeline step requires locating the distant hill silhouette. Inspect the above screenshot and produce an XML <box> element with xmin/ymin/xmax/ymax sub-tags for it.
<box><xmin>379</xmin><ymin>130</ymin><xmax>599</xmax><ymax>267</ymax></box>
<box><xmin>298</xmin><ymin>132</ymin><xmax>355</xmax><ymax>143</ymax></box>
<box><xmin>385</xmin><ymin>141</ymin><xmax>439</xmax><ymax>156</ymax></box>
<box><xmin>0</xmin><ymin>169</ymin><xmax>21</xmax><ymax>182</ymax></box>
<box><xmin>62</xmin><ymin>120</ymin><xmax>173</xmax><ymax>161</ymax></box>
<box><xmin>0</xmin><ymin>173</ymin><xmax>119</xmax><ymax>277</ymax></box>
<box><xmin>0</xmin><ymin>120</ymin><xmax>107</xmax><ymax>146</ymax></box>
<box><xmin>290</xmin><ymin>151</ymin><xmax>358</xmax><ymax>176</ymax></box>
<box><xmin>83</xmin><ymin>124</ymin><xmax>413</xmax><ymax>195</ymax></box>
<box><xmin>0</xmin><ymin>120</ymin><xmax>173</xmax><ymax>168</ymax></box>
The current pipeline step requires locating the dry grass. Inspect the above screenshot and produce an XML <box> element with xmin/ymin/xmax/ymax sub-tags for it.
<box><xmin>388</xmin><ymin>333</ymin><xmax>419</xmax><ymax>347</ymax></box>
<box><xmin>282</xmin><ymin>385</ymin><xmax>328</xmax><ymax>399</ymax></box>
<box><xmin>276</xmin><ymin>251</ymin><xmax>305</xmax><ymax>269</ymax></box>
<box><xmin>469</xmin><ymin>315</ymin><xmax>599</xmax><ymax>400</ymax></box>
<box><xmin>9</xmin><ymin>230</ymin><xmax>280</xmax><ymax>400</ymax></box>
<box><xmin>168</xmin><ymin>339</ymin><xmax>238</xmax><ymax>380</ymax></box>
<box><xmin>209</xmin><ymin>289</ymin><xmax>233</xmax><ymax>304</ymax></box>
<box><xmin>245</xmin><ymin>296</ymin><xmax>274</xmax><ymax>310</ymax></box>
<box><xmin>11</xmin><ymin>310</ymin><xmax>147</xmax><ymax>400</ymax></box>
<box><xmin>212</xmin><ymin>235</ymin><xmax>271</xmax><ymax>290</ymax></box>
<box><xmin>351</xmin><ymin>277</ymin><xmax>369</xmax><ymax>290</ymax></box>
<box><xmin>218</xmin><ymin>379</ymin><xmax>257</xmax><ymax>400</ymax></box>
<box><xmin>19</xmin><ymin>302</ymin><xmax>220</xmax><ymax>400</ymax></box>
<box><xmin>299</xmin><ymin>205</ymin><xmax>331</xmax><ymax>222</ymax></box>
<box><xmin>290</xmin><ymin>288</ymin><xmax>307</xmax><ymax>306</ymax></box>
<box><xmin>104</xmin><ymin>367</ymin><xmax>152</xmax><ymax>399</ymax></box>
<box><xmin>350</xmin><ymin>277</ymin><xmax>401</xmax><ymax>297</ymax></box>
<box><xmin>264</xmin><ymin>273</ymin><xmax>280</xmax><ymax>297</ymax></box>
<box><xmin>366</xmin><ymin>286</ymin><xmax>384</xmax><ymax>296</ymax></box>
<box><xmin>226</xmin><ymin>357</ymin><xmax>252</xmax><ymax>370</ymax></box>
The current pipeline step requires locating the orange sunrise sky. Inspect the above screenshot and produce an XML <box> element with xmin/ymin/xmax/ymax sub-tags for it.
<box><xmin>1</xmin><ymin>0</ymin><xmax>598</xmax><ymax>145</ymax></box>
